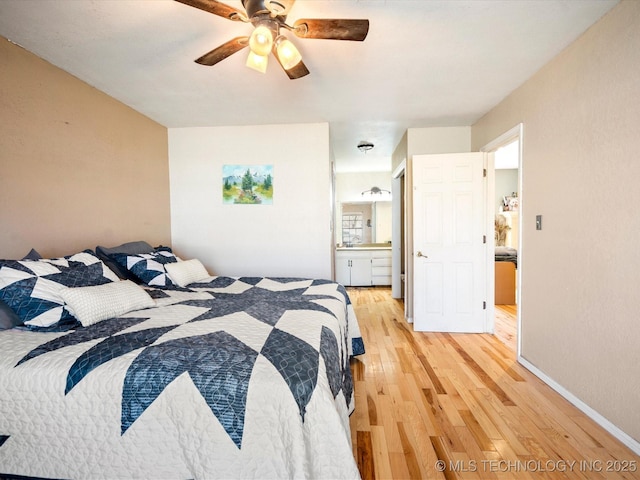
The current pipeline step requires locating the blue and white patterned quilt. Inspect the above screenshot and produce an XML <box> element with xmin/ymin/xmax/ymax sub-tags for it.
<box><xmin>0</xmin><ymin>276</ymin><xmax>364</xmax><ymax>479</ymax></box>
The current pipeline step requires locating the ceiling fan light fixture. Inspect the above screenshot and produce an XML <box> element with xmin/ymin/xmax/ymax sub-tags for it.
<box><xmin>249</xmin><ymin>24</ymin><xmax>274</xmax><ymax>56</ymax></box>
<box><xmin>246</xmin><ymin>51</ymin><xmax>269</xmax><ymax>73</ymax></box>
<box><xmin>274</xmin><ymin>35</ymin><xmax>302</xmax><ymax>70</ymax></box>
<box><xmin>178</xmin><ymin>0</ymin><xmax>370</xmax><ymax>79</ymax></box>
<box><xmin>265</xmin><ymin>0</ymin><xmax>292</xmax><ymax>16</ymax></box>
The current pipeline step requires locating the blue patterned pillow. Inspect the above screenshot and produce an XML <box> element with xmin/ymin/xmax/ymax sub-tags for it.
<box><xmin>112</xmin><ymin>248</ymin><xmax>178</xmax><ymax>287</ymax></box>
<box><xmin>0</xmin><ymin>249</ymin><xmax>43</xmax><ymax>330</ymax></box>
<box><xmin>0</xmin><ymin>250</ymin><xmax>119</xmax><ymax>330</ymax></box>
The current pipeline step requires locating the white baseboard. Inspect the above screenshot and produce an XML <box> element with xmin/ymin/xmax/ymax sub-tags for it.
<box><xmin>518</xmin><ymin>355</ymin><xmax>640</xmax><ymax>456</ymax></box>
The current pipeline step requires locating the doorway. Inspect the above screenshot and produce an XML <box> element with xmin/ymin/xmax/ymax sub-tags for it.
<box><xmin>481</xmin><ymin>124</ymin><xmax>523</xmax><ymax>355</ymax></box>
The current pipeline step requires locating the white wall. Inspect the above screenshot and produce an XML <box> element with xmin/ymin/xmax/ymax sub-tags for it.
<box><xmin>168</xmin><ymin>123</ymin><xmax>333</xmax><ymax>279</ymax></box>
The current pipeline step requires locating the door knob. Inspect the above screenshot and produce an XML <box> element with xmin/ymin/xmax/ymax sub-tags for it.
<box><xmin>416</xmin><ymin>251</ymin><xmax>428</xmax><ymax>258</ymax></box>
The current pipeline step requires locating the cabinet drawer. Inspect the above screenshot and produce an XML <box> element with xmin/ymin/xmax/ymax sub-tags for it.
<box><xmin>372</xmin><ymin>275</ymin><xmax>391</xmax><ymax>286</ymax></box>
<box><xmin>372</xmin><ymin>266</ymin><xmax>391</xmax><ymax>276</ymax></box>
<box><xmin>336</xmin><ymin>250</ymin><xmax>372</xmax><ymax>259</ymax></box>
<box><xmin>371</xmin><ymin>257</ymin><xmax>391</xmax><ymax>267</ymax></box>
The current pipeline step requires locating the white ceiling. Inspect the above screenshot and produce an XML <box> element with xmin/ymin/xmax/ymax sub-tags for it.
<box><xmin>0</xmin><ymin>0</ymin><xmax>618</xmax><ymax>172</ymax></box>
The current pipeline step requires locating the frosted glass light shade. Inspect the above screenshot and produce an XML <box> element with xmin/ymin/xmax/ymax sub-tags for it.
<box><xmin>275</xmin><ymin>36</ymin><xmax>302</xmax><ymax>70</ymax></box>
<box><xmin>246</xmin><ymin>51</ymin><xmax>268</xmax><ymax>73</ymax></box>
<box><xmin>249</xmin><ymin>25</ymin><xmax>273</xmax><ymax>57</ymax></box>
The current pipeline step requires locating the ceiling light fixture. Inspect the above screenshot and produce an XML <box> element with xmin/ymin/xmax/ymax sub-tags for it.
<box><xmin>176</xmin><ymin>0</ymin><xmax>369</xmax><ymax>80</ymax></box>
<box><xmin>357</xmin><ymin>141</ymin><xmax>374</xmax><ymax>153</ymax></box>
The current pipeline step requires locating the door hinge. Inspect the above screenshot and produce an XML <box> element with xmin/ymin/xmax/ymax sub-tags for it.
<box><xmin>483</xmin><ymin>168</ymin><xmax>487</xmax><ymax>177</ymax></box>
<box><xmin>483</xmin><ymin>301</ymin><xmax>487</xmax><ymax>310</ymax></box>
<box><xmin>483</xmin><ymin>235</ymin><xmax>486</xmax><ymax>244</ymax></box>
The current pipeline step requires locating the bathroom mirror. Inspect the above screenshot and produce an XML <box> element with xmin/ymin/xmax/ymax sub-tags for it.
<box><xmin>340</xmin><ymin>201</ymin><xmax>391</xmax><ymax>245</ymax></box>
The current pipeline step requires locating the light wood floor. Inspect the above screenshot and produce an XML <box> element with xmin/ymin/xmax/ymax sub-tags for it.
<box><xmin>348</xmin><ymin>287</ymin><xmax>640</xmax><ymax>479</ymax></box>
<box><xmin>494</xmin><ymin>304</ymin><xmax>517</xmax><ymax>352</ymax></box>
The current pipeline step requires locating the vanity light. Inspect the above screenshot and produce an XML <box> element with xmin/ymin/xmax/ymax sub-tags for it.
<box><xmin>362</xmin><ymin>186</ymin><xmax>390</xmax><ymax>196</ymax></box>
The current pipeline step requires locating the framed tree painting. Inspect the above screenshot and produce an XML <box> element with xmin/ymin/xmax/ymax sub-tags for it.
<box><xmin>222</xmin><ymin>165</ymin><xmax>273</xmax><ymax>205</ymax></box>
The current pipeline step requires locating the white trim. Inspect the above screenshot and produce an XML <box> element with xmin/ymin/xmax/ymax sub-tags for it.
<box><xmin>391</xmin><ymin>159</ymin><xmax>406</xmax><ymax>301</ymax></box>
<box><xmin>392</xmin><ymin>159</ymin><xmax>406</xmax><ymax>180</ymax></box>
<box><xmin>484</xmin><ymin>151</ymin><xmax>495</xmax><ymax>334</ymax></box>
<box><xmin>480</xmin><ymin>123</ymin><xmax>523</xmax><ymax>153</ymax></box>
<box><xmin>519</xmin><ymin>356</ymin><xmax>640</xmax><ymax>456</ymax></box>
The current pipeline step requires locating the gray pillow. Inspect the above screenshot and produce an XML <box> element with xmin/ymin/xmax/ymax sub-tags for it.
<box><xmin>0</xmin><ymin>300</ymin><xmax>21</xmax><ymax>330</ymax></box>
<box><xmin>22</xmin><ymin>248</ymin><xmax>42</xmax><ymax>260</ymax></box>
<box><xmin>0</xmin><ymin>249</ymin><xmax>43</xmax><ymax>330</ymax></box>
<box><xmin>96</xmin><ymin>241</ymin><xmax>154</xmax><ymax>281</ymax></box>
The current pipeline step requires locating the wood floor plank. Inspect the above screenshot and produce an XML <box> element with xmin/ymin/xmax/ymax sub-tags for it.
<box><xmin>357</xmin><ymin>430</ymin><xmax>376</xmax><ymax>480</ymax></box>
<box><xmin>370</xmin><ymin>425</ymin><xmax>394</xmax><ymax>480</ymax></box>
<box><xmin>348</xmin><ymin>287</ymin><xmax>640</xmax><ymax>479</ymax></box>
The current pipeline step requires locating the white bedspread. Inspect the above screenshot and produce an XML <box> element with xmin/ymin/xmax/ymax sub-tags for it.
<box><xmin>0</xmin><ymin>276</ymin><xmax>363</xmax><ymax>479</ymax></box>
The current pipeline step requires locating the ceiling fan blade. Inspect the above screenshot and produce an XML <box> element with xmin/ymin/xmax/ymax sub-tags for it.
<box><xmin>293</xmin><ymin>19</ymin><xmax>369</xmax><ymax>41</ymax></box>
<box><xmin>283</xmin><ymin>60</ymin><xmax>310</xmax><ymax>79</ymax></box>
<box><xmin>195</xmin><ymin>37</ymin><xmax>249</xmax><ymax>66</ymax></box>
<box><xmin>273</xmin><ymin>52</ymin><xmax>310</xmax><ymax>79</ymax></box>
<box><xmin>175</xmin><ymin>0</ymin><xmax>248</xmax><ymax>22</ymax></box>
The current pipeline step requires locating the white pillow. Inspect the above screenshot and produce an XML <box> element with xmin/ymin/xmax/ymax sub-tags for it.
<box><xmin>60</xmin><ymin>280</ymin><xmax>156</xmax><ymax>327</ymax></box>
<box><xmin>165</xmin><ymin>258</ymin><xmax>210</xmax><ymax>287</ymax></box>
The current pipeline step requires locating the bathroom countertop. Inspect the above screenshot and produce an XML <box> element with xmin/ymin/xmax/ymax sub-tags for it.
<box><xmin>336</xmin><ymin>245</ymin><xmax>392</xmax><ymax>251</ymax></box>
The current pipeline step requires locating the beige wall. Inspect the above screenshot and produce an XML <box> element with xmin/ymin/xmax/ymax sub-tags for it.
<box><xmin>0</xmin><ymin>37</ymin><xmax>170</xmax><ymax>259</ymax></box>
<box><xmin>472</xmin><ymin>0</ymin><xmax>640</xmax><ymax>445</ymax></box>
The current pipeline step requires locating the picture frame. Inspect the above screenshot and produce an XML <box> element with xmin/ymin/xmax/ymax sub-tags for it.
<box><xmin>222</xmin><ymin>165</ymin><xmax>273</xmax><ymax>205</ymax></box>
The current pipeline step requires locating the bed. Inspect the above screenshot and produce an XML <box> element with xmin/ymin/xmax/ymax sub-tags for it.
<box><xmin>0</xmin><ymin>245</ymin><xmax>364</xmax><ymax>479</ymax></box>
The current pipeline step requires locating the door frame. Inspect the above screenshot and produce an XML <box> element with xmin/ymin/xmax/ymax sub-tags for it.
<box><xmin>391</xmin><ymin>159</ymin><xmax>406</xmax><ymax>303</ymax></box>
<box><xmin>480</xmin><ymin>123</ymin><xmax>523</xmax><ymax>355</ymax></box>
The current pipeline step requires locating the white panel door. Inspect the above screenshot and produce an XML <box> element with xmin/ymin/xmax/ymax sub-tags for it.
<box><xmin>413</xmin><ymin>153</ymin><xmax>487</xmax><ymax>332</ymax></box>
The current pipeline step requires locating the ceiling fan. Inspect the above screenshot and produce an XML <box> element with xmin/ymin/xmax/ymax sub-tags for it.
<box><xmin>175</xmin><ymin>0</ymin><xmax>370</xmax><ymax>79</ymax></box>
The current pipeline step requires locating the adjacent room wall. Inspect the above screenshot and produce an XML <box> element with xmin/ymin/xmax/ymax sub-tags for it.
<box><xmin>472</xmin><ymin>0</ymin><xmax>640</xmax><ymax>446</ymax></box>
<box><xmin>168</xmin><ymin>123</ymin><xmax>333</xmax><ymax>279</ymax></box>
<box><xmin>0</xmin><ymin>37</ymin><xmax>170</xmax><ymax>259</ymax></box>
<box><xmin>495</xmin><ymin>169</ymin><xmax>518</xmax><ymax>214</ymax></box>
